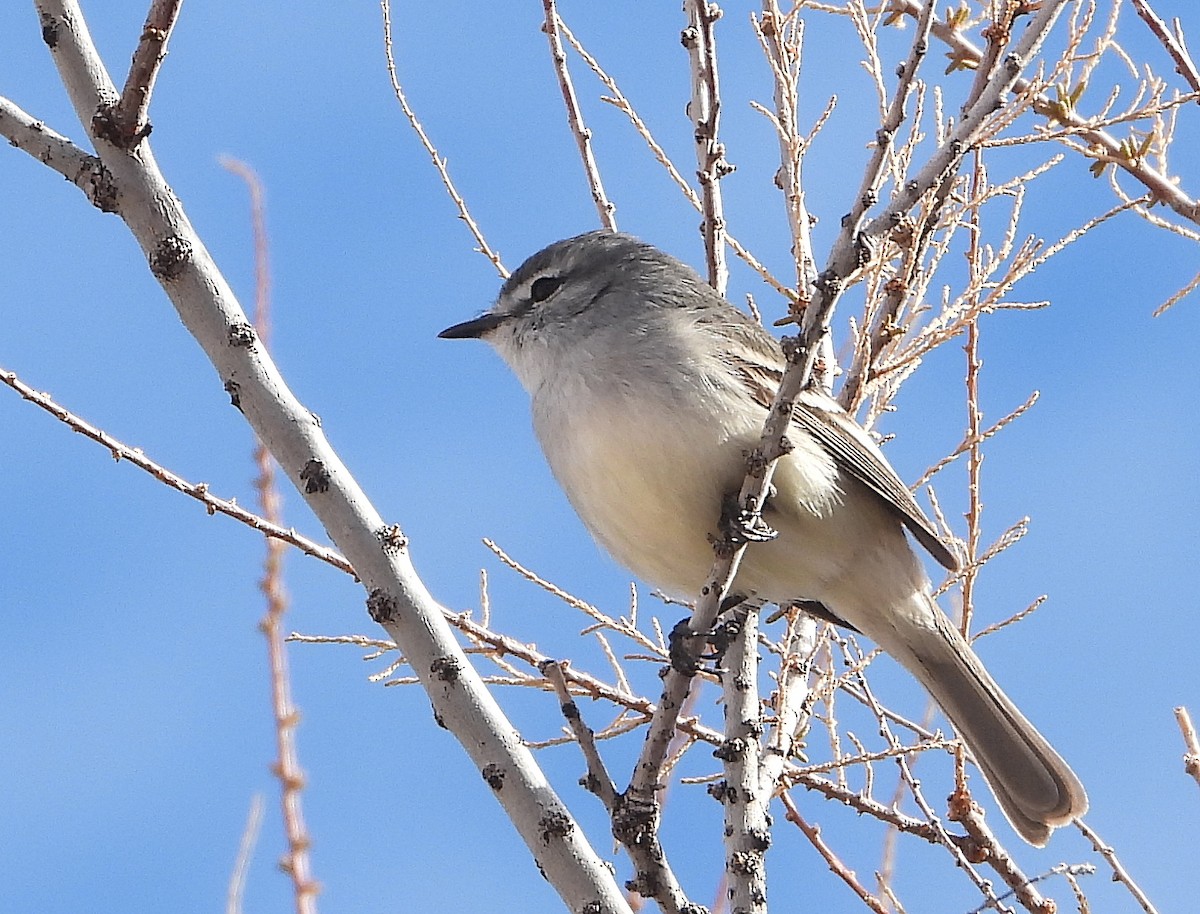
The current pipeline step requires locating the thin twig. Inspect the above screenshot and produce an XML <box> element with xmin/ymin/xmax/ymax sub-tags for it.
<box><xmin>379</xmin><ymin>0</ymin><xmax>507</xmax><ymax>277</ymax></box>
<box><xmin>555</xmin><ymin>17</ymin><xmax>792</xmax><ymax>301</ymax></box>
<box><xmin>106</xmin><ymin>0</ymin><xmax>183</xmax><ymax>148</ymax></box>
<box><xmin>950</xmin><ymin>795</ymin><xmax>1054</xmax><ymax>913</ymax></box>
<box><xmin>1153</xmin><ymin>263</ymin><xmax>1200</xmax><ymax>316</ymax></box>
<box><xmin>751</xmin><ymin>3</ymin><xmax>818</xmax><ymax>303</ymax></box>
<box><xmin>541</xmin><ymin>660</ymin><xmax>620</xmax><ymax>809</ymax></box>
<box><xmin>891</xmin><ymin>0</ymin><xmax>1200</xmax><ymax>227</ymax></box>
<box><xmin>541</xmin><ymin>1</ymin><xmax>616</xmax><ymax>231</ymax></box>
<box><xmin>961</xmin><ymin>149</ymin><xmax>987</xmax><ymax>641</ymax></box>
<box><xmin>1130</xmin><ymin>0</ymin><xmax>1200</xmax><ymax>93</ymax></box>
<box><xmin>225</xmin><ymin>158</ymin><xmax>321</xmax><ymax>914</ymax></box>
<box><xmin>1073</xmin><ymin>819</ymin><xmax>1160</xmax><ymax>914</ymax></box>
<box><xmin>0</xmin><ymin>367</ymin><xmax>355</xmax><ymax>575</ymax></box>
<box><xmin>781</xmin><ymin>793</ymin><xmax>891</xmax><ymax>914</ymax></box>
<box><xmin>226</xmin><ymin>794</ymin><xmax>265</xmax><ymax>914</ymax></box>
<box><xmin>683</xmin><ymin>0</ymin><xmax>731</xmax><ymax>292</ymax></box>
<box><xmin>842</xmin><ymin>638</ymin><xmax>1011</xmax><ymax>911</ymax></box>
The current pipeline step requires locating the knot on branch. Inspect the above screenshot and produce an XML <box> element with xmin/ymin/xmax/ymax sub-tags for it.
<box><xmin>780</xmin><ymin>335</ymin><xmax>805</xmax><ymax>365</ymax></box>
<box><xmin>538</xmin><ymin>809</ymin><xmax>575</xmax><ymax>843</ymax></box>
<box><xmin>612</xmin><ymin>791</ymin><xmax>659</xmax><ymax>848</ymax></box>
<box><xmin>365</xmin><ymin>588</ymin><xmax>398</xmax><ymax>624</ymax></box>
<box><xmin>376</xmin><ymin>523</ymin><xmax>409</xmax><ymax>554</ymax></box>
<box><xmin>148</xmin><ymin>234</ymin><xmax>192</xmax><ymax>281</ymax></box>
<box><xmin>815</xmin><ymin>269</ymin><xmax>842</xmax><ymax>296</ymax></box>
<box><xmin>481</xmin><ymin>763</ymin><xmax>506</xmax><ymax>790</ymax></box>
<box><xmin>667</xmin><ymin>617</ymin><xmax>704</xmax><ymax>675</ymax></box>
<box><xmin>707</xmin><ymin>779</ymin><xmax>736</xmax><ymax>804</ymax></box>
<box><xmin>728</xmin><ymin>849</ymin><xmax>763</xmax><ymax>876</ymax></box>
<box><xmin>430</xmin><ymin>655</ymin><xmax>463</xmax><ymax>682</ymax></box>
<box><xmin>223</xmin><ymin>379</ymin><xmax>242</xmax><ymax>410</ymax></box>
<box><xmin>92</xmin><ymin>104</ymin><xmax>151</xmax><ymax>150</ymax></box>
<box><xmin>83</xmin><ymin>160</ymin><xmax>119</xmax><ymax>213</ymax></box>
<box><xmin>227</xmin><ymin>322</ymin><xmax>257</xmax><ymax>348</ymax></box>
<box><xmin>713</xmin><ymin>737</ymin><xmax>748</xmax><ymax>762</ymax></box>
<box><xmin>299</xmin><ymin>458</ymin><xmax>330</xmax><ymax>494</ymax></box>
<box><xmin>746</xmin><ymin>826</ymin><xmax>772</xmax><ymax>851</ymax></box>
<box><xmin>39</xmin><ymin>13</ymin><xmax>61</xmax><ymax>49</ymax></box>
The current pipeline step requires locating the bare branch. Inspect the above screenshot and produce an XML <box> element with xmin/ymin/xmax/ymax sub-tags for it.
<box><xmin>751</xmin><ymin>3</ymin><xmax>819</xmax><ymax>301</ymax></box>
<box><xmin>1130</xmin><ymin>0</ymin><xmax>1200</xmax><ymax>93</ymax></box>
<box><xmin>0</xmin><ymin>366</ymin><xmax>356</xmax><ymax>575</ymax></box>
<box><xmin>226</xmin><ymin>795</ymin><xmax>265</xmax><ymax>914</ymax></box>
<box><xmin>1074</xmin><ymin>819</ymin><xmax>1160</xmax><ymax>914</ymax></box>
<box><xmin>720</xmin><ymin>607</ymin><xmax>768</xmax><ymax>914</ymax></box>
<box><xmin>224</xmin><ymin>159</ymin><xmax>321</xmax><ymax>914</ymax></box>
<box><xmin>541</xmin><ymin>1</ymin><xmax>617</xmax><ymax>231</ymax></box>
<box><xmin>103</xmin><ymin>0</ymin><xmax>183</xmax><ymax>148</ymax></box>
<box><xmin>379</xmin><ymin>0</ymin><xmax>507</xmax><ymax>276</ymax></box>
<box><xmin>26</xmin><ymin>3</ymin><xmax>630</xmax><ymax>907</ymax></box>
<box><xmin>780</xmin><ymin>793</ymin><xmax>891</xmax><ymax>914</ymax></box>
<box><xmin>891</xmin><ymin>0</ymin><xmax>1200</xmax><ymax>227</ymax></box>
<box><xmin>0</xmin><ymin>95</ymin><xmax>116</xmax><ymax>210</ymax></box>
<box><xmin>683</xmin><ymin>0</ymin><xmax>731</xmax><ymax>292</ymax></box>
<box><xmin>541</xmin><ymin>660</ymin><xmax>620</xmax><ymax>809</ymax></box>
<box><xmin>556</xmin><ymin>19</ymin><xmax>792</xmax><ymax>298</ymax></box>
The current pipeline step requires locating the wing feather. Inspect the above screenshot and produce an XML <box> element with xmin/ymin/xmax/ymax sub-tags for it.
<box><xmin>706</xmin><ymin>312</ymin><xmax>959</xmax><ymax>572</ymax></box>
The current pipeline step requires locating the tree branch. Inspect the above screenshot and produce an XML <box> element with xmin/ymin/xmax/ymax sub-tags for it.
<box><xmin>21</xmin><ymin>3</ymin><xmax>630</xmax><ymax>909</ymax></box>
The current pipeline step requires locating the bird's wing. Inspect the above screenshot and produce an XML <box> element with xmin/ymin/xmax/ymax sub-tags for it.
<box><xmin>791</xmin><ymin>388</ymin><xmax>959</xmax><ymax>571</ymax></box>
<box><xmin>708</xmin><ymin>314</ymin><xmax>959</xmax><ymax>572</ymax></box>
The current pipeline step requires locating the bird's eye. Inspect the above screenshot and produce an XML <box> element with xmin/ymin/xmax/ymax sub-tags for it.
<box><xmin>529</xmin><ymin>275</ymin><xmax>564</xmax><ymax>303</ymax></box>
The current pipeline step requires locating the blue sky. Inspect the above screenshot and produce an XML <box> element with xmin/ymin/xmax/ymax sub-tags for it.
<box><xmin>1</xmin><ymin>2</ymin><xmax>1197</xmax><ymax>912</ymax></box>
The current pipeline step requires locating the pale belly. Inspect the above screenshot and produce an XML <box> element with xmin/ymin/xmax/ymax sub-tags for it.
<box><xmin>531</xmin><ymin>388</ymin><xmax>880</xmax><ymax>606</ymax></box>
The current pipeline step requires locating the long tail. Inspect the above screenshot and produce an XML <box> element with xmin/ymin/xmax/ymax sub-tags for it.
<box><xmin>873</xmin><ymin>594</ymin><xmax>1088</xmax><ymax>845</ymax></box>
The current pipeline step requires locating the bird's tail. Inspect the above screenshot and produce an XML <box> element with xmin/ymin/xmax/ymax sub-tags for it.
<box><xmin>877</xmin><ymin>594</ymin><xmax>1088</xmax><ymax>845</ymax></box>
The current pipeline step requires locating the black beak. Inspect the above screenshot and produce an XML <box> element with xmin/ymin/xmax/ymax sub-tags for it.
<box><xmin>438</xmin><ymin>313</ymin><xmax>504</xmax><ymax>340</ymax></box>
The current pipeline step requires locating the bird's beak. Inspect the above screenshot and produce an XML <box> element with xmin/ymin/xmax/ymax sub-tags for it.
<box><xmin>438</xmin><ymin>313</ymin><xmax>504</xmax><ymax>340</ymax></box>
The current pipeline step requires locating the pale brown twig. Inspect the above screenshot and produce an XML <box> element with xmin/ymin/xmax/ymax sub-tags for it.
<box><xmin>751</xmin><ymin>3</ymin><xmax>818</xmax><ymax>302</ymax></box>
<box><xmin>913</xmin><ymin>392</ymin><xmax>1040</xmax><ymax>490</ymax></box>
<box><xmin>890</xmin><ymin>0</ymin><xmax>1200</xmax><ymax>227</ymax></box>
<box><xmin>379</xmin><ymin>0</ymin><xmax>507</xmax><ymax>277</ymax></box>
<box><xmin>960</xmin><ymin>159</ymin><xmax>986</xmax><ymax>642</ymax></box>
<box><xmin>0</xmin><ymin>367</ymin><xmax>355</xmax><ymax>575</ymax></box>
<box><xmin>226</xmin><ymin>158</ymin><xmax>321</xmax><ymax>914</ymax></box>
<box><xmin>780</xmin><ymin>793</ymin><xmax>891</xmax><ymax>914</ymax></box>
<box><xmin>971</xmin><ymin>595</ymin><xmax>1047</xmax><ymax>642</ymax></box>
<box><xmin>950</xmin><ymin>795</ymin><xmax>1053</xmax><ymax>913</ymax></box>
<box><xmin>840</xmin><ymin>638</ymin><xmax>1010</xmax><ymax>911</ymax></box>
<box><xmin>554</xmin><ymin>19</ymin><xmax>793</xmax><ymax>299</ymax></box>
<box><xmin>1073</xmin><ymin>819</ymin><xmax>1160</xmax><ymax>914</ymax></box>
<box><xmin>541</xmin><ymin>1</ymin><xmax>617</xmax><ymax>231</ymax></box>
<box><xmin>1130</xmin><ymin>0</ymin><xmax>1200</xmax><ymax>93</ymax></box>
<box><xmin>103</xmin><ymin>0</ymin><xmax>183</xmax><ymax>148</ymax></box>
<box><xmin>1153</xmin><ymin>264</ymin><xmax>1200</xmax><ymax>316</ymax></box>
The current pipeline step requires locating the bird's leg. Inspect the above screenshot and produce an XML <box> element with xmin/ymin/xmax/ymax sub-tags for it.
<box><xmin>719</xmin><ymin>486</ymin><xmax>778</xmax><ymax>547</ymax></box>
<box><xmin>668</xmin><ymin>598</ymin><xmax>756</xmax><ymax>678</ymax></box>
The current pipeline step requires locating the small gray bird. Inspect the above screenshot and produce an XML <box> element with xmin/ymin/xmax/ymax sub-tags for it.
<box><xmin>440</xmin><ymin>229</ymin><xmax>1087</xmax><ymax>845</ymax></box>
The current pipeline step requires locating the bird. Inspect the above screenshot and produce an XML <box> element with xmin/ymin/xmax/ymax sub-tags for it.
<box><xmin>439</xmin><ymin>229</ymin><xmax>1088</xmax><ymax>845</ymax></box>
